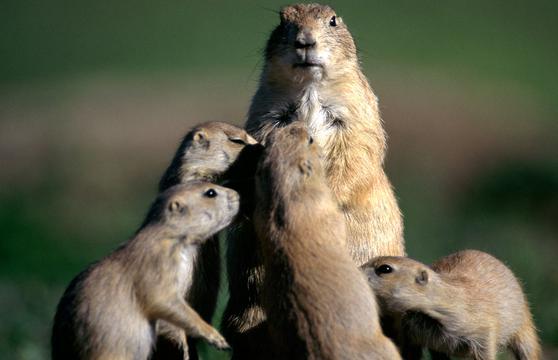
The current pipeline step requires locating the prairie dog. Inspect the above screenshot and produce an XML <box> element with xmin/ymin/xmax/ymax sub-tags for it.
<box><xmin>154</xmin><ymin>122</ymin><xmax>258</xmax><ymax>359</ymax></box>
<box><xmin>159</xmin><ymin>121</ymin><xmax>258</xmax><ymax>189</ymax></box>
<box><xmin>225</xmin><ymin>4</ymin><xmax>404</xmax><ymax>354</ymax></box>
<box><xmin>253</xmin><ymin>123</ymin><xmax>401</xmax><ymax>360</ymax></box>
<box><xmin>51</xmin><ymin>183</ymin><xmax>238</xmax><ymax>360</ymax></box>
<box><xmin>361</xmin><ymin>250</ymin><xmax>541</xmax><ymax>360</ymax></box>
<box><xmin>246</xmin><ymin>3</ymin><xmax>404</xmax><ymax>260</ymax></box>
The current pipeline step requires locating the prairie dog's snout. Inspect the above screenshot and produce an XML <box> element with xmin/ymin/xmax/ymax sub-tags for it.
<box><xmin>294</xmin><ymin>29</ymin><xmax>316</xmax><ymax>49</ymax></box>
<box><xmin>288</xmin><ymin>22</ymin><xmax>326</xmax><ymax>67</ymax></box>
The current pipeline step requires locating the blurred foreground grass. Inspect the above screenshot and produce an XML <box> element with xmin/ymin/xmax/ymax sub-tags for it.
<box><xmin>1</xmin><ymin>1</ymin><xmax>557</xmax><ymax>359</ymax></box>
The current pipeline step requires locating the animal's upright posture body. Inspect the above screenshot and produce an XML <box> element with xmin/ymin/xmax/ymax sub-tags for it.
<box><xmin>153</xmin><ymin>122</ymin><xmax>257</xmax><ymax>359</ymax></box>
<box><xmin>253</xmin><ymin>123</ymin><xmax>401</xmax><ymax>360</ymax></box>
<box><xmin>224</xmin><ymin>4</ymin><xmax>404</xmax><ymax>356</ymax></box>
<box><xmin>51</xmin><ymin>183</ymin><xmax>238</xmax><ymax>360</ymax></box>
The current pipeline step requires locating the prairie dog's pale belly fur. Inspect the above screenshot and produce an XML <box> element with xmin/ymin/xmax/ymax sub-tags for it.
<box><xmin>297</xmin><ymin>87</ymin><xmax>345</xmax><ymax>147</ymax></box>
<box><xmin>261</xmin><ymin>86</ymin><xmax>348</xmax><ymax>149</ymax></box>
<box><xmin>179</xmin><ymin>245</ymin><xmax>198</xmax><ymax>296</ymax></box>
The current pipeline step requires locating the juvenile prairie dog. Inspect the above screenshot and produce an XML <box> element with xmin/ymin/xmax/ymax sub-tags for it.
<box><xmin>159</xmin><ymin>121</ymin><xmax>258</xmax><ymax>189</ymax></box>
<box><xmin>361</xmin><ymin>250</ymin><xmax>541</xmax><ymax>360</ymax></box>
<box><xmin>224</xmin><ymin>4</ymin><xmax>404</xmax><ymax>354</ymax></box>
<box><xmin>51</xmin><ymin>183</ymin><xmax>238</xmax><ymax>360</ymax></box>
<box><xmin>253</xmin><ymin>123</ymin><xmax>401</xmax><ymax>360</ymax></box>
<box><xmin>154</xmin><ymin>122</ymin><xmax>258</xmax><ymax>359</ymax></box>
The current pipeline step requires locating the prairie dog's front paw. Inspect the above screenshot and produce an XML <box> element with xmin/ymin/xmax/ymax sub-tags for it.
<box><xmin>206</xmin><ymin>329</ymin><xmax>230</xmax><ymax>351</ymax></box>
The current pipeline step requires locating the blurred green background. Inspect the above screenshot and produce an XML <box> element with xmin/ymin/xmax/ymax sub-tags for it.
<box><xmin>1</xmin><ymin>0</ymin><xmax>557</xmax><ymax>359</ymax></box>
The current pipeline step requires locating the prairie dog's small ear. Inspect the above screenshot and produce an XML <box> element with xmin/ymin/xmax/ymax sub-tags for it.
<box><xmin>280</xmin><ymin>6</ymin><xmax>296</xmax><ymax>23</ymax></box>
<box><xmin>168</xmin><ymin>200</ymin><xmax>182</xmax><ymax>213</ymax></box>
<box><xmin>298</xmin><ymin>159</ymin><xmax>313</xmax><ymax>176</ymax></box>
<box><xmin>193</xmin><ymin>130</ymin><xmax>207</xmax><ymax>142</ymax></box>
<box><xmin>416</xmin><ymin>269</ymin><xmax>429</xmax><ymax>285</ymax></box>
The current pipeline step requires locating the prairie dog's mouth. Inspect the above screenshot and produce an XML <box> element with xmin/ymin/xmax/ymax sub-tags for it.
<box><xmin>293</xmin><ymin>62</ymin><xmax>323</xmax><ymax>68</ymax></box>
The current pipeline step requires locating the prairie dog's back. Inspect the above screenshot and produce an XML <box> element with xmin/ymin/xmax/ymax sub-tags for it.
<box><xmin>432</xmin><ymin>250</ymin><xmax>530</xmax><ymax>343</ymax></box>
<box><xmin>254</xmin><ymin>123</ymin><xmax>400</xmax><ymax>359</ymax></box>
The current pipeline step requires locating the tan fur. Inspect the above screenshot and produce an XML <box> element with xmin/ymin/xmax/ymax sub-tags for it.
<box><xmin>361</xmin><ymin>250</ymin><xmax>541</xmax><ymax>360</ymax></box>
<box><xmin>224</xmin><ymin>4</ymin><xmax>404</xmax><ymax>355</ymax></box>
<box><xmin>159</xmin><ymin>121</ymin><xmax>258</xmax><ymax>188</ymax></box>
<box><xmin>253</xmin><ymin>123</ymin><xmax>401</xmax><ymax>360</ymax></box>
<box><xmin>153</xmin><ymin>122</ymin><xmax>257</xmax><ymax>359</ymax></box>
<box><xmin>51</xmin><ymin>183</ymin><xmax>238</xmax><ymax>360</ymax></box>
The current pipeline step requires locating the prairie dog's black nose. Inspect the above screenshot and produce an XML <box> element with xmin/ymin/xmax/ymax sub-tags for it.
<box><xmin>294</xmin><ymin>31</ymin><xmax>316</xmax><ymax>49</ymax></box>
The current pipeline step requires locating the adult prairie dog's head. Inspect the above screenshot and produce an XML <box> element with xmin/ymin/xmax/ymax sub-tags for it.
<box><xmin>265</xmin><ymin>3</ymin><xmax>358</xmax><ymax>84</ymax></box>
<box><xmin>159</xmin><ymin>122</ymin><xmax>258</xmax><ymax>191</ymax></box>
<box><xmin>361</xmin><ymin>256</ymin><xmax>439</xmax><ymax>314</ymax></box>
<box><xmin>145</xmin><ymin>182</ymin><xmax>239</xmax><ymax>243</ymax></box>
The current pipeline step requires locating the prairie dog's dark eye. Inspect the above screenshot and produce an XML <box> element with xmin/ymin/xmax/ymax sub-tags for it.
<box><xmin>204</xmin><ymin>189</ymin><xmax>217</xmax><ymax>198</ymax></box>
<box><xmin>375</xmin><ymin>264</ymin><xmax>393</xmax><ymax>275</ymax></box>
<box><xmin>229</xmin><ymin>137</ymin><xmax>246</xmax><ymax>145</ymax></box>
<box><xmin>329</xmin><ymin>16</ymin><xmax>337</xmax><ymax>27</ymax></box>
<box><xmin>309</xmin><ymin>136</ymin><xmax>314</xmax><ymax>144</ymax></box>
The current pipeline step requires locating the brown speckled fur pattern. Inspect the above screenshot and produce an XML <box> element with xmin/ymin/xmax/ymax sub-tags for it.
<box><xmin>51</xmin><ymin>183</ymin><xmax>238</xmax><ymax>359</ymax></box>
<box><xmin>224</xmin><ymin>3</ymin><xmax>404</xmax><ymax>356</ymax></box>
<box><xmin>252</xmin><ymin>123</ymin><xmax>401</xmax><ymax>360</ymax></box>
<box><xmin>361</xmin><ymin>250</ymin><xmax>541</xmax><ymax>360</ymax></box>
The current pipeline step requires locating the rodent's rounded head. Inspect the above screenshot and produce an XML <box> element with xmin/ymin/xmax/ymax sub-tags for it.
<box><xmin>256</xmin><ymin>122</ymin><xmax>328</xmax><ymax>211</ymax></box>
<box><xmin>255</xmin><ymin>123</ymin><xmax>324</xmax><ymax>206</ymax></box>
<box><xmin>146</xmin><ymin>182</ymin><xmax>239</xmax><ymax>242</ymax></box>
<box><xmin>361</xmin><ymin>256</ymin><xmax>437</xmax><ymax>314</ymax></box>
<box><xmin>159</xmin><ymin>122</ymin><xmax>258</xmax><ymax>191</ymax></box>
<box><xmin>265</xmin><ymin>3</ymin><xmax>358</xmax><ymax>84</ymax></box>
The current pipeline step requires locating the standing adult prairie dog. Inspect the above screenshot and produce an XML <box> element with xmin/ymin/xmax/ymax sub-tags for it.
<box><xmin>361</xmin><ymin>250</ymin><xmax>541</xmax><ymax>360</ymax></box>
<box><xmin>153</xmin><ymin>122</ymin><xmax>258</xmax><ymax>359</ymax></box>
<box><xmin>224</xmin><ymin>4</ymin><xmax>404</xmax><ymax>354</ymax></box>
<box><xmin>51</xmin><ymin>183</ymin><xmax>238</xmax><ymax>360</ymax></box>
<box><xmin>253</xmin><ymin>123</ymin><xmax>401</xmax><ymax>360</ymax></box>
<box><xmin>246</xmin><ymin>3</ymin><xmax>404</xmax><ymax>260</ymax></box>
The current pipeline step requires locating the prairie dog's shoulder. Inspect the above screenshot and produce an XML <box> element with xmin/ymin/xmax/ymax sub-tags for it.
<box><xmin>431</xmin><ymin>249</ymin><xmax>510</xmax><ymax>276</ymax></box>
<box><xmin>159</xmin><ymin>122</ymin><xmax>257</xmax><ymax>191</ymax></box>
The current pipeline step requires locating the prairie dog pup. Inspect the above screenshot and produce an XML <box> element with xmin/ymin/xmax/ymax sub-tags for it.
<box><xmin>225</xmin><ymin>4</ymin><xmax>404</xmax><ymax>353</ymax></box>
<box><xmin>51</xmin><ymin>183</ymin><xmax>238</xmax><ymax>360</ymax></box>
<box><xmin>159</xmin><ymin>121</ymin><xmax>258</xmax><ymax>189</ymax></box>
<box><xmin>361</xmin><ymin>250</ymin><xmax>541</xmax><ymax>360</ymax></box>
<box><xmin>155</xmin><ymin>121</ymin><xmax>258</xmax><ymax>359</ymax></box>
<box><xmin>253</xmin><ymin>123</ymin><xmax>401</xmax><ymax>360</ymax></box>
